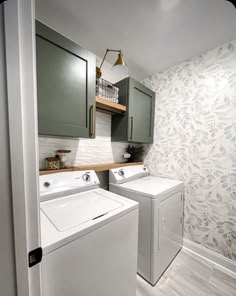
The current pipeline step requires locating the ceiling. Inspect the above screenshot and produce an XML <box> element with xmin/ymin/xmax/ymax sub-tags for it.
<box><xmin>36</xmin><ymin>0</ymin><xmax>236</xmax><ymax>80</ymax></box>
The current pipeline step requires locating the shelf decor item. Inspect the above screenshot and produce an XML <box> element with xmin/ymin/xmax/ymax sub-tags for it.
<box><xmin>57</xmin><ymin>149</ymin><xmax>71</xmax><ymax>168</ymax></box>
<box><xmin>96</xmin><ymin>48</ymin><xmax>128</xmax><ymax>79</ymax></box>
<box><xmin>96</xmin><ymin>78</ymin><xmax>119</xmax><ymax>103</ymax></box>
<box><xmin>45</xmin><ymin>157</ymin><xmax>60</xmax><ymax>170</ymax></box>
<box><xmin>126</xmin><ymin>145</ymin><xmax>144</xmax><ymax>163</ymax></box>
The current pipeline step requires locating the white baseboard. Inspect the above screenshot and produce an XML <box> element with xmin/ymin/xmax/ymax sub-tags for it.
<box><xmin>183</xmin><ymin>238</ymin><xmax>236</xmax><ymax>276</ymax></box>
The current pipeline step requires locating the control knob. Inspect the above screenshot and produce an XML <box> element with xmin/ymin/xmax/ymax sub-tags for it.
<box><xmin>118</xmin><ymin>169</ymin><xmax>125</xmax><ymax>177</ymax></box>
<box><xmin>44</xmin><ymin>182</ymin><xmax>50</xmax><ymax>187</ymax></box>
<box><xmin>82</xmin><ymin>173</ymin><xmax>91</xmax><ymax>182</ymax></box>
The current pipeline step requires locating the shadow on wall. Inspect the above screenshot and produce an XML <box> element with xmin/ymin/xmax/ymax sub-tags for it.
<box><xmin>144</xmin><ymin>144</ymin><xmax>153</xmax><ymax>162</ymax></box>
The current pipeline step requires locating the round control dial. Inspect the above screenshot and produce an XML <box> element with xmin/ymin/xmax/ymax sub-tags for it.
<box><xmin>82</xmin><ymin>173</ymin><xmax>91</xmax><ymax>182</ymax></box>
<box><xmin>44</xmin><ymin>181</ymin><xmax>50</xmax><ymax>187</ymax></box>
<box><xmin>118</xmin><ymin>169</ymin><xmax>125</xmax><ymax>177</ymax></box>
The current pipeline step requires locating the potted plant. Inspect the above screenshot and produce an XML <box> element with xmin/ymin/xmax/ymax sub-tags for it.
<box><xmin>126</xmin><ymin>145</ymin><xmax>144</xmax><ymax>163</ymax></box>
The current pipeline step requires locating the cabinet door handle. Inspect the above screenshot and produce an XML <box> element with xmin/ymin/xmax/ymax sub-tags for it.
<box><xmin>130</xmin><ymin>116</ymin><xmax>134</xmax><ymax>141</ymax></box>
<box><xmin>149</xmin><ymin>108</ymin><xmax>152</xmax><ymax>137</ymax></box>
<box><xmin>90</xmin><ymin>105</ymin><xmax>95</xmax><ymax>137</ymax></box>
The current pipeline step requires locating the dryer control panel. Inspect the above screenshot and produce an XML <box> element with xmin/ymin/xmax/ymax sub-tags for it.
<box><xmin>109</xmin><ymin>165</ymin><xmax>149</xmax><ymax>184</ymax></box>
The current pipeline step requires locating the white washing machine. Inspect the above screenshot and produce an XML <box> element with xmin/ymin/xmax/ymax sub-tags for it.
<box><xmin>109</xmin><ymin>165</ymin><xmax>184</xmax><ymax>286</ymax></box>
<box><xmin>39</xmin><ymin>170</ymin><xmax>139</xmax><ymax>296</ymax></box>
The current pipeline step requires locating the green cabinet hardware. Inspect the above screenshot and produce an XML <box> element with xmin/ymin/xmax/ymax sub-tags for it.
<box><xmin>111</xmin><ymin>77</ymin><xmax>155</xmax><ymax>144</ymax></box>
<box><xmin>36</xmin><ymin>21</ymin><xmax>96</xmax><ymax>138</ymax></box>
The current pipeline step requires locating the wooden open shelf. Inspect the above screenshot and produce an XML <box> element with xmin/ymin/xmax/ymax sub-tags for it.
<box><xmin>40</xmin><ymin>162</ymin><xmax>143</xmax><ymax>175</ymax></box>
<box><xmin>96</xmin><ymin>96</ymin><xmax>126</xmax><ymax>114</ymax></box>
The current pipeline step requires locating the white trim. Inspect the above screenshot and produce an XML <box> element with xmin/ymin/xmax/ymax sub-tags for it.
<box><xmin>183</xmin><ymin>238</ymin><xmax>236</xmax><ymax>276</ymax></box>
<box><xmin>4</xmin><ymin>0</ymin><xmax>41</xmax><ymax>296</ymax></box>
<box><xmin>0</xmin><ymin>4</ymin><xmax>17</xmax><ymax>295</ymax></box>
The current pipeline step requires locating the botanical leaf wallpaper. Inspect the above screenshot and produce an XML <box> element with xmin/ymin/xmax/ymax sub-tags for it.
<box><xmin>143</xmin><ymin>40</ymin><xmax>236</xmax><ymax>261</ymax></box>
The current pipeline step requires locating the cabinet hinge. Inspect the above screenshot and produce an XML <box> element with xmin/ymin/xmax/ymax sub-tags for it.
<box><xmin>28</xmin><ymin>247</ymin><xmax>42</xmax><ymax>267</ymax></box>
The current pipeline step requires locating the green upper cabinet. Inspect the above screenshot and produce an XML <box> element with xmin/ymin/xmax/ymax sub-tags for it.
<box><xmin>111</xmin><ymin>77</ymin><xmax>155</xmax><ymax>144</ymax></box>
<box><xmin>36</xmin><ymin>21</ymin><xmax>96</xmax><ymax>138</ymax></box>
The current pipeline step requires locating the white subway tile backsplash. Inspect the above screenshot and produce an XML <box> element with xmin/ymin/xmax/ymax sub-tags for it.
<box><xmin>44</xmin><ymin>137</ymin><xmax>78</xmax><ymax>147</ymax></box>
<box><xmin>111</xmin><ymin>142</ymin><xmax>127</xmax><ymax>163</ymax></box>
<box><xmin>38</xmin><ymin>111</ymin><xmax>127</xmax><ymax>169</ymax></box>
<box><xmin>38</xmin><ymin>137</ymin><xmax>45</xmax><ymax>144</ymax></box>
<box><xmin>39</xmin><ymin>146</ymin><xmax>53</xmax><ymax>154</ymax></box>
<box><xmin>39</xmin><ymin>153</ymin><xmax>50</xmax><ymax>169</ymax></box>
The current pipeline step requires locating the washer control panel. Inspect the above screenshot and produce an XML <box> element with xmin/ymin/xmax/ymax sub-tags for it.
<box><xmin>39</xmin><ymin>170</ymin><xmax>100</xmax><ymax>201</ymax></box>
<box><xmin>118</xmin><ymin>169</ymin><xmax>125</xmax><ymax>177</ymax></box>
<box><xmin>109</xmin><ymin>165</ymin><xmax>149</xmax><ymax>184</ymax></box>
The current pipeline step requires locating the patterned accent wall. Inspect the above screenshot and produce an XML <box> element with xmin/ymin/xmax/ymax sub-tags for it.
<box><xmin>143</xmin><ymin>40</ymin><xmax>236</xmax><ymax>261</ymax></box>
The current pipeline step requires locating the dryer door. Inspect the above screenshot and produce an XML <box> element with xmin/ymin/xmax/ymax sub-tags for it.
<box><xmin>151</xmin><ymin>191</ymin><xmax>183</xmax><ymax>285</ymax></box>
<box><xmin>159</xmin><ymin>191</ymin><xmax>183</xmax><ymax>254</ymax></box>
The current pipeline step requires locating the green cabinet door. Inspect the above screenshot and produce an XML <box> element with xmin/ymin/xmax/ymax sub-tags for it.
<box><xmin>36</xmin><ymin>21</ymin><xmax>96</xmax><ymax>138</ymax></box>
<box><xmin>128</xmin><ymin>78</ymin><xmax>155</xmax><ymax>143</ymax></box>
<box><xmin>111</xmin><ymin>77</ymin><xmax>155</xmax><ymax>144</ymax></box>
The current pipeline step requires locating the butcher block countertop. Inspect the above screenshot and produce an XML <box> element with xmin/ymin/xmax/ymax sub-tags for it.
<box><xmin>39</xmin><ymin>162</ymin><xmax>143</xmax><ymax>175</ymax></box>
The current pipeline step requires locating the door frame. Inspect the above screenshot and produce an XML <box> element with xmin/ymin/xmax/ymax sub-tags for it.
<box><xmin>0</xmin><ymin>3</ymin><xmax>17</xmax><ymax>296</ymax></box>
<box><xmin>3</xmin><ymin>0</ymin><xmax>41</xmax><ymax>296</ymax></box>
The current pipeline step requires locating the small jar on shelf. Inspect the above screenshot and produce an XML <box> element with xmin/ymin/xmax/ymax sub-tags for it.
<box><xmin>45</xmin><ymin>156</ymin><xmax>60</xmax><ymax>170</ymax></box>
<box><xmin>57</xmin><ymin>149</ymin><xmax>72</xmax><ymax>168</ymax></box>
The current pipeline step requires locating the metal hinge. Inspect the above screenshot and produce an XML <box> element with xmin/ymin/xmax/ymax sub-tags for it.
<box><xmin>28</xmin><ymin>247</ymin><xmax>42</xmax><ymax>267</ymax></box>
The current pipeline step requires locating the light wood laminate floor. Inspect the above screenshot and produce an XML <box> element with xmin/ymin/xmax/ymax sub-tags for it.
<box><xmin>136</xmin><ymin>249</ymin><xmax>236</xmax><ymax>296</ymax></box>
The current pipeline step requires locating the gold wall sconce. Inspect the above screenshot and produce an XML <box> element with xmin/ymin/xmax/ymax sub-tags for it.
<box><xmin>96</xmin><ymin>49</ymin><xmax>128</xmax><ymax>79</ymax></box>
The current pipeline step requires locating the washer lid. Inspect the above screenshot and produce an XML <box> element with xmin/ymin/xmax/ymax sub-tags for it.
<box><xmin>41</xmin><ymin>191</ymin><xmax>123</xmax><ymax>232</ymax></box>
<box><xmin>116</xmin><ymin>176</ymin><xmax>183</xmax><ymax>198</ymax></box>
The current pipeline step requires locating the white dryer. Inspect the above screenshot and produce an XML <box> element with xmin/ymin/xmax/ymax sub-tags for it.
<box><xmin>39</xmin><ymin>170</ymin><xmax>139</xmax><ymax>296</ymax></box>
<box><xmin>109</xmin><ymin>165</ymin><xmax>184</xmax><ymax>286</ymax></box>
